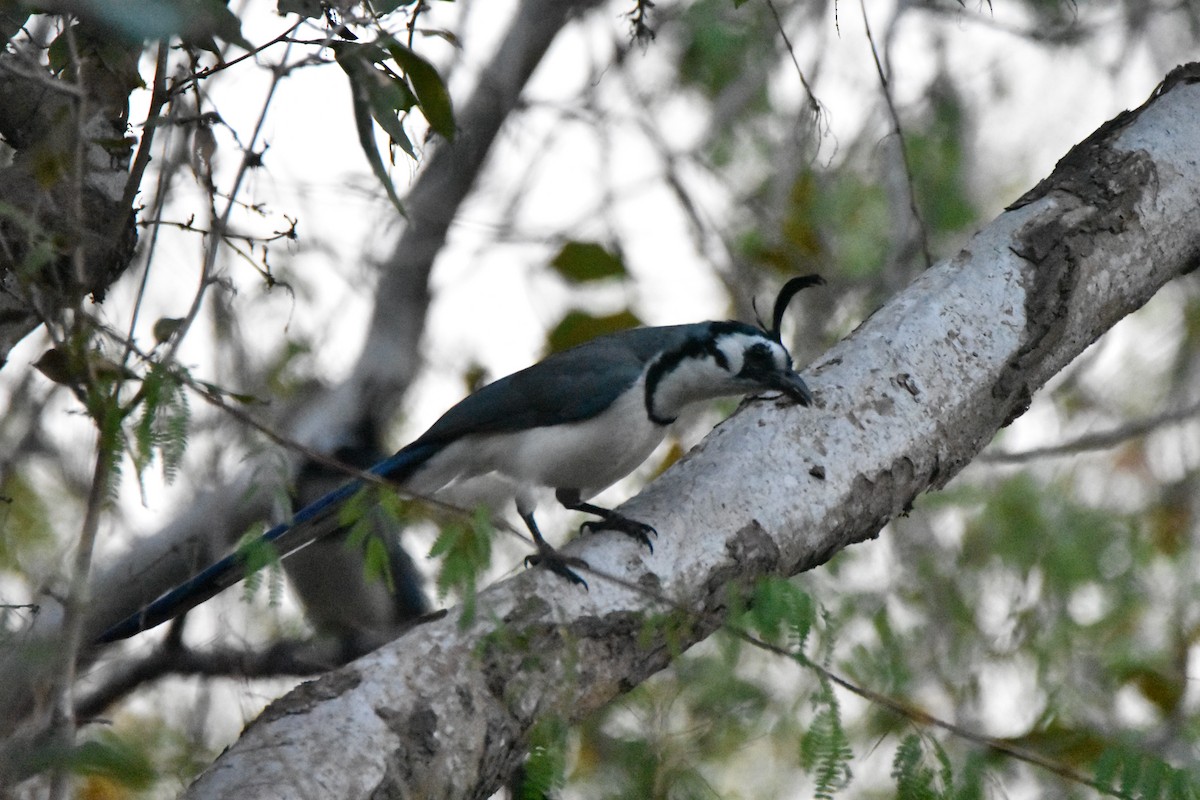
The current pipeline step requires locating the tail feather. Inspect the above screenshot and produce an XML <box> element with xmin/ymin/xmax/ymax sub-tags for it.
<box><xmin>96</xmin><ymin>441</ymin><xmax>441</xmax><ymax>644</ymax></box>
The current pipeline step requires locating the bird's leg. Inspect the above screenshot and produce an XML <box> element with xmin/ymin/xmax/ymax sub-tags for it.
<box><xmin>555</xmin><ymin>489</ymin><xmax>656</xmax><ymax>552</ymax></box>
<box><xmin>519</xmin><ymin>507</ymin><xmax>588</xmax><ymax>588</ymax></box>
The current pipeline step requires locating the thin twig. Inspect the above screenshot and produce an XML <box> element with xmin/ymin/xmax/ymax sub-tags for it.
<box><xmin>858</xmin><ymin>0</ymin><xmax>932</xmax><ymax>270</ymax></box>
<box><xmin>765</xmin><ymin>0</ymin><xmax>822</xmax><ymax>120</ymax></box>
<box><xmin>46</xmin><ymin>24</ymin><xmax>97</xmax><ymax>799</ymax></box>
<box><xmin>87</xmin><ymin>316</ymin><xmax>533</xmax><ymax>550</ymax></box>
<box><xmin>980</xmin><ymin>399</ymin><xmax>1200</xmax><ymax>463</ymax></box>
<box><xmin>727</xmin><ymin>627</ymin><xmax>1131</xmax><ymax>798</ymax></box>
<box><xmin>577</xmin><ymin>562</ymin><xmax>1124</xmax><ymax>797</ymax></box>
<box><xmin>155</xmin><ymin>33</ymin><xmax>299</xmax><ymax>377</ymax></box>
<box><xmin>167</xmin><ymin>24</ymin><xmax>300</xmax><ymax>98</ymax></box>
<box><xmin>119</xmin><ymin>39</ymin><xmax>172</xmax><ymax>370</ymax></box>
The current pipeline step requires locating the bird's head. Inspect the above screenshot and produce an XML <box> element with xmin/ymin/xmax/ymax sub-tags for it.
<box><xmin>645</xmin><ymin>275</ymin><xmax>824</xmax><ymax>424</ymax></box>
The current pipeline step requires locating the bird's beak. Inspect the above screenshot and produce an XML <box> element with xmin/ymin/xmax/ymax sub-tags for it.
<box><xmin>762</xmin><ymin>369</ymin><xmax>813</xmax><ymax>407</ymax></box>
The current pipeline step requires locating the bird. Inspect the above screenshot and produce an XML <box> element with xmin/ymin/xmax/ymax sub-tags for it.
<box><xmin>97</xmin><ymin>275</ymin><xmax>823</xmax><ymax>643</ymax></box>
<box><xmin>282</xmin><ymin>422</ymin><xmax>431</xmax><ymax>658</ymax></box>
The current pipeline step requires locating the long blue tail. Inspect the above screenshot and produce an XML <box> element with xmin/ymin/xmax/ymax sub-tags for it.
<box><xmin>95</xmin><ymin>441</ymin><xmax>439</xmax><ymax>643</ymax></box>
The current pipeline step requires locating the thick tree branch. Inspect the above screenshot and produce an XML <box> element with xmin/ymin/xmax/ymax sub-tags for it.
<box><xmin>0</xmin><ymin>0</ymin><xmax>609</xmax><ymax>778</ymax></box>
<box><xmin>177</xmin><ymin>64</ymin><xmax>1200</xmax><ymax>799</ymax></box>
<box><xmin>0</xmin><ymin>27</ymin><xmax>140</xmax><ymax>365</ymax></box>
<box><xmin>73</xmin><ymin>0</ymin><xmax>605</xmax><ymax>661</ymax></box>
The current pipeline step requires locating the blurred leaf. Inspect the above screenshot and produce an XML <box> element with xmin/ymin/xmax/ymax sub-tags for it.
<box><xmin>1003</xmin><ymin>723</ymin><xmax>1107</xmax><ymax>766</ymax></box>
<box><xmin>677</xmin><ymin>653</ymin><xmax>770</xmax><ymax>756</ymax></box>
<box><xmin>961</xmin><ymin>473</ymin><xmax>1134</xmax><ymax>592</ymax></box>
<box><xmin>366</xmin><ymin>72</ymin><xmax>419</xmax><ymax>158</ymax></box>
<box><xmin>744</xmin><ymin>576</ymin><xmax>815</xmax><ymax>650</ymax></box>
<box><xmin>133</xmin><ymin>364</ymin><xmax>189</xmax><ymax>484</ymax></box>
<box><xmin>152</xmin><ymin>316</ymin><xmax>184</xmax><ymax>344</ymax></box>
<box><xmin>28</xmin><ymin>731</ymin><xmax>155</xmax><ymax>789</ymax></box>
<box><xmin>385</xmin><ymin>39</ymin><xmax>455</xmax><ymax>139</ymax></box>
<box><xmin>519</xmin><ymin>717</ymin><xmax>568</xmax><ymax>799</ymax></box>
<box><xmin>678</xmin><ymin>0</ymin><xmax>771</xmax><ymax>100</ymax></box>
<box><xmin>34</xmin><ymin>347</ymin><xmax>138</xmax><ymax>388</ymax></box>
<box><xmin>1093</xmin><ymin>746</ymin><xmax>1200</xmax><ymax>800</ymax></box>
<box><xmin>371</xmin><ymin>0</ymin><xmax>422</xmax><ymax>14</ymax></box>
<box><xmin>65</xmin><ymin>0</ymin><xmax>250</xmax><ymax>50</ymax></box>
<box><xmin>546</xmin><ymin>309</ymin><xmax>642</xmax><ymax>354</ymax></box>
<box><xmin>0</xmin><ymin>472</ymin><xmax>54</xmax><ymax>571</ymax></box>
<box><xmin>891</xmin><ymin>734</ymin><xmax>944</xmax><ymax>800</ymax></box>
<box><xmin>549</xmin><ymin>240</ymin><xmax>627</xmax><ymax>283</ymax></box>
<box><xmin>416</xmin><ymin>28</ymin><xmax>461</xmax><ymax>48</ymax></box>
<box><xmin>905</xmin><ymin>78</ymin><xmax>976</xmax><ymax>237</ymax></box>
<box><xmin>1120</xmin><ymin>662</ymin><xmax>1186</xmax><ymax>715</ymax></box>
<box><xmin>276</xmin><ymin>0</ymin><xmax>324</xmax><ymax>18</ymax></box>
<box><xmin>336</xmin><ymin>44</ymin><xmax>419</xmax><ymax>160</ymax></box>
<box><xmin>429</xmin><ymin>508</ymin><xmax>492</xmax><ymax>625</ymax></box>
<box><xmin>336</xmin><ymin>45</ymin><xmax>408</xmax><ymax>217</ymax></box>
<box><xmin>800</xmin><ymin>679</ymin><xmax>852</xmax><ymax>799</ymax></box>
<box><xmin>363</xmin><ymin>532</ymin><xmax>395</xmax><ymax>592</ymax></box>
<box><xmin>816</xmin><ymin>175</ymin><xmax>889</xmax><ymax>279</ymax></box>
<box><xmin>235</xmin><ymin>529</ymin><xmax>283</xmax><ymax>602</ymax></box>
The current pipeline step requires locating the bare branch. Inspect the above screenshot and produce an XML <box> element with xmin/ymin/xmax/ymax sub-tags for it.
<box><xmin>980</xmin><ymin>397</ymin><xmax>1200</xmax><ymax>463</ymax></box>
<box><xmin>175</xmin><ymin>66</ymin><xmax>1200</xmax><ymax>800</ymax></box>
<box><xmin>858</xmin><ymin>0</ymin><xmax>932</xmax><ymax>270</ymax></box>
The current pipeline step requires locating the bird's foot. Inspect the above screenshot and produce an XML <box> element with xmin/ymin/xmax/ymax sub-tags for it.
<box><xmin>582</xmin><ymin>514</ymin><xmax>656</xmax><ymax>553</ymax></box>
<box><xmin>524</xmin><ymin>543</ymin><xmax>589</xmax><ymax>589</ymax></box>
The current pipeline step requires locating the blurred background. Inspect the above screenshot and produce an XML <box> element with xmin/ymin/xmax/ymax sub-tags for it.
<box><xmin>2</xmin><ymin>0</ymin><xmax>1199</xmax><ymax>796</ymax></box>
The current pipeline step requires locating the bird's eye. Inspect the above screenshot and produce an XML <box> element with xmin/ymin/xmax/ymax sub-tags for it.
<box><xmin>738</xmin><ymin>343</ymin><xmax>776</xmax><ymax>376</ymax></box>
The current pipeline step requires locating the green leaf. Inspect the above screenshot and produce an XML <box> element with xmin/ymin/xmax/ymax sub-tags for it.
<box><xmin>800</xmin><ymin>679</ymin><xmax>853</xmax><ymax>799</ymax></box>
<box><xmin>336</xmin><ymin>45</ymin><xmax>408</xmax><ymax>217</ymax></box>
<box><xmin>370</xmin><ymin>0</ymin><xmax>420</xmax><ymax>15</ymax></box>
<box><xmin>235</xmin><ymin>529</ymin><xmax>283</xmax><ymax>602</ymax></box>
<box><xmin>384</xmin><ymin>39</ymin><xmax>455</xmax><ymax>139</ymax></box>
<box><xmin>519</xmin><ymin>717</ymin><xmax>568</xmax><ymax>799</ymax></box>
<box><xmin>26</xmin><ymin>731</ymin><xmax>156</xmax><ymax>788</ymax></box>
<box><xmin>546</xmin><ymin>309</ymin><xmax>642</xmax><ymax>354</ymax></box>
<box><xmin>337</xmin><ymin>45</ymin><xmax>419</xmax><ymax>159</ymax></box>
<box><xmin>363</xmin><ymin>532</ymin><xmax>396</xmax><ymax>593</ymax></box>
<box><xmin>745</xmin><ymin>576</ymin><xmax>815</xmax><ymax>650</ymax></box>
<box><xmin>0</xmin><ymin>472</ymin><xmax>55</xmax><ymax>571</ymax></box>
<box><xmin>549</xmin><ymin>240</ymin><xmax>627</xmax><ymax>283</ymax></box>
<box><xmin>66</xmin><ymin>0</ymin><xmax>250</xmax><ymax>50</ymax></box>
<box><xmin>277</xmin><ymin>0</ymin><xmax>324</xmax><ymax>19</ymax></box>
<box><xmin>428</xmin><ymin>508</ymin><xmax>492</xmax><ymax>625</ymax></box>
<box><xmin>132</xmin><ymin>364</ymin><xmax>189</xmax><ymax>484</ymax></box>
<box><xmin>152</xmin><ymin>316</ymin><xmax>185</xmax><ymax>344</ymax></box>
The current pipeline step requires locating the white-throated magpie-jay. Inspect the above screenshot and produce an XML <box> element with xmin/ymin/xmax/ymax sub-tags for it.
<box><xmin>98</xmin><ymin>275</ymin><xmax>822</xmax><ymax>642</ymax></box>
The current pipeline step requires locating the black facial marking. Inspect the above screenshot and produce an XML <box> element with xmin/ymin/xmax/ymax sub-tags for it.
<box><xmin>738</xmin><ymin>342</ymin><xmax>780</xmax><ymax>379</ymax></box>
<box><xmin>644</xmin><ymin>322</ymin><xmax>765</xmax><ymax>425</ymax></box>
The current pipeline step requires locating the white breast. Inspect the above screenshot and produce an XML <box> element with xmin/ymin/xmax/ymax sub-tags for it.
<box><xmin>407</xmin><ymin>373</ymin><xmax>667</xmax><ymax>505</ymax></box>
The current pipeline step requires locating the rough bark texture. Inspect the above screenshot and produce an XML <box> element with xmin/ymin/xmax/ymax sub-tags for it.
<box><xmin>0</xmin><ymin>24</ymin><xmax>140</xmax><ymax>365</ymax></box>
<box><xmin>76</xmin><ymin>0</ymin><xmax>602</xmax><ymax>663</ymax></box>
<box><xmin>176</xmin><ymin>65</ymin><xmax>1200</xmax><ymax>800</ymax></box>
<box><xmin>0</xmin><ymin>0</ymin><xmax>605</xmax><ymax>781</ymax></box>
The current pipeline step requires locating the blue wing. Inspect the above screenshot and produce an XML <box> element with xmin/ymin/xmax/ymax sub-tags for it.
<box><xmin>96</xmin><ymin>442</ymin><xmax>442</xmax><ymax>643</ymax></box>
<box><xmin>406</xmin><ymin>323</ymin><xmax>709</xmax><ymax>446</ymax></box>
<box><xmin>96</xmin><ymin>323</ymin><xmax>713</xmax><ymax>643</ymax></box>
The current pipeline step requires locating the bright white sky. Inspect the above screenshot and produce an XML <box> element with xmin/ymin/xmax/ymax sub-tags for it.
<box><xmin>6</xmin><ymin>0</ymin><xmax>1196</xmax><ymax>792</ymax></box>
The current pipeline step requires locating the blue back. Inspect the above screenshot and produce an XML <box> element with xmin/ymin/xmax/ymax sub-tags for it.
<box><xmin>413</xmin><ymin>323</ymin><xmax>714</xmax><ymax>444</ymax></box>
<box><xmin>96</xmin><ymin>321</ymin><xmax>735</xmax><ymax>642</ymax></box>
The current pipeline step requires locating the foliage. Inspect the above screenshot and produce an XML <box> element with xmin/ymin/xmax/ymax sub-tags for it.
<box><xmin>1</xmin><ymin>0</ymin><xmax>1199</xmax><ymax>796</ymax></box>
<box><xmin>519</xmin><ymin>716</ymin><xmax>570</xmax><ymax>799</ymax></box>
<box><xmin>335</xmin><ymin>35</ymin><xmax>456</xmax><ymax>214</ymax></box>
<box><xmin>428</xmin><ymin>507</ymin><xmax>494</xmax><ymax>626</ymax></box>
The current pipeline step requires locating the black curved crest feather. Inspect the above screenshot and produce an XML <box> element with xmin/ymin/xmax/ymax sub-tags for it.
<box><xmin>768</xmin><ymin>274</ymin><xmax>825</xmax><ymax>343</ymax></box>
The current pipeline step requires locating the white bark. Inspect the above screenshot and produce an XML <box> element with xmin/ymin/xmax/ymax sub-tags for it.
<box><xmin>73</xmin><ymin>0</ymin><xmax>603</xmax><ymax>655</ymax></box>
<box><xmin>0</xmin><ymin>0</ymin><xmax>603</xmax><ymax>778</ymax></box>
<box><xmin>180</xmin><ymin>66</ymin><xmax>1200</xmax><ymax>800</ymax></box>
